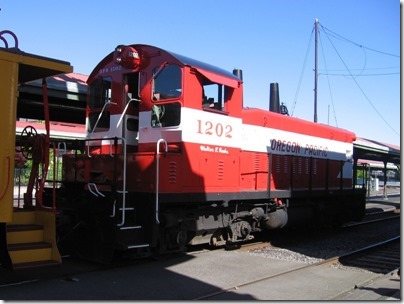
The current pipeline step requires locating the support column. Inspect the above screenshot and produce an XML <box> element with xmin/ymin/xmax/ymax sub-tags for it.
<box><xmin>383</xmin><ymin>161</ymin><xmax>388</xmax><ymax>200</ymax></box>
<box><xmin>352</xmin><ymin>157</ymin><xmax>358</xmax><ymax>187</ymax></box>
<box><xmin>367</xmin><ymin>166</ymin><xmax>371</xmax><ymax>199</ymax></box>
<box><xmin>0</xmin><ymin>59</ymin><xmax>18</xmax><ymax>222</ymax></box>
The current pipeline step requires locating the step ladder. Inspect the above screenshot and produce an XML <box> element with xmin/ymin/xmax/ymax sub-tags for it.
<box><xmin>113</xmin><ymin>139</ymin><xmax>167</xmax><ymax>252</ymax></box>
<box><xmin>5</xmin><ymin>209</ymin><xmax>61</xmax><ymax>269</ymax></box>
<box><xmin>115</xmin><ymin>193</ymin><xmax>150</xmax><ymax>251</ymax></box>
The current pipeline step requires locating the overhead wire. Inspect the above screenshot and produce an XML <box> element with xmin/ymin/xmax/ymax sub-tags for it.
<box><xmin>291</xmin><ymin>24</ymin><xmax>314</xmax><ymax>116</ymax></box>
<box><xmin>320</xmin><ymin>66</ymin><xmax>399</xmax><ymax>71</ymax></box>
<box><xmin>292</xmin><ymin>21</ymin><xmax>399</xmax><ymax>137</ymax></box>
<box><xmin>320</xmin><ymin>23</ymin><xmax>400</xmax><ymax>137</ymax></box>
<box><xmin>320</xmin><ymin>25</ymin><xmax>400</xmax><ymax>58</ymax></box>
<box><xmin>319</xmin><ymin>66</ymin><xmax>399</xmax><ymax>72</ymax></box>
<box><xmin>319</xmin><ymin>65</ymin><xmax>399</xmax><ymax>76</ymax></box>
<box><xmin>319</xmin><ymin>71</ymin><xmax>399</xmax><ymax>77</ymax></box>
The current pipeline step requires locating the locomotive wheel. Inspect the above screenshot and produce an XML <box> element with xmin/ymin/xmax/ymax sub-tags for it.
<box><xmin>20</xmin><ymin>125</ymin><xmax>37</xmax><ymax>160</ymax></box>
<box><xmin>156</xmin><ymin>226</ymin><xmax>187</xmax><ymax>255</ymax></box>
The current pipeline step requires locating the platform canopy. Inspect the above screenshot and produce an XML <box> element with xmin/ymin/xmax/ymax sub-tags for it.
<box><xmin>18</xmin><ymin>73</ymin><xmax>87</xmax><ymax>124</ymax></box>
<box><xmin>353</xmin><ymin>137</ymin><xmax>400</xmax><ymax>165</ymax></box>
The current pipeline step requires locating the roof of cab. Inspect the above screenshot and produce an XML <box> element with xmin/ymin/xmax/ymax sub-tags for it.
<box><xmin>89</xmin><ymin>44</ymin><xmax>241</xmax><ymax>88</ymax></box>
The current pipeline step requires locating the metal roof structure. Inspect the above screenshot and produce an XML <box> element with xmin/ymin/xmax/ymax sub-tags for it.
<box><xmin>354</xmin><ymin>137</ymin><xmax>400</xmax><ymax>165</ymax></box>
<box><xmin>18</xmin><ymin>73</ymin><xmax>87</xmax><ymax>124</ymax></box>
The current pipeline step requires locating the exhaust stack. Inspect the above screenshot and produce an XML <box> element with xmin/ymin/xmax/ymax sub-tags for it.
<box><xmin>233</xmin><ymin>69</ymin><xmax>243</xmax><ymax>80</ymax></box>
<box><xmin>269</xmin><ymin>82</ymin><xmax>280</xmax><ymax>113</ymax></box>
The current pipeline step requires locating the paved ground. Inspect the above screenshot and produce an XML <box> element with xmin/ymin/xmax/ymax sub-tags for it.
<box><xmin>1</xmin><ymin>188</ymin><xmax>400</xmax><ymax>300</ymax></box>
<box><xmin>0</xmin><ymin>241</ymin><xmax>400</xmax><ymax>300</ymax></box>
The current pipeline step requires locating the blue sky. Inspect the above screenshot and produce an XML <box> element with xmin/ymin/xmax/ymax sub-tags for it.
<box><xmin>1</xmin><ymin>0</ymin><xmax>400</xmax><ymax>146</ymax></box>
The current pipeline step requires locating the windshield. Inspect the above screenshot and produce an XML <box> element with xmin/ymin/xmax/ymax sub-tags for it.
<box><xmin>152</xmin><ymin>65</ymin><xmax>182</xmax><ymax>101</ymax></box>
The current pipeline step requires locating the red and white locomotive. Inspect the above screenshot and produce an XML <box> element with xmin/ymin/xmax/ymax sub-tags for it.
<box><xmin>57</xmin><ymin>44</ymin><xmax>366</xmax><ymax>262</ymax></box>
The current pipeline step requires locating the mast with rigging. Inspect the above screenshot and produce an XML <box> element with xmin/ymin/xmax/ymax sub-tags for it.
<box><xmin>314</xmin><ymin>18</ymin><xmax>319</xmax><ymax>123</ymax></box>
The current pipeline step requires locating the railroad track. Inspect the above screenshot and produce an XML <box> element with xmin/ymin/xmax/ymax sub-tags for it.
<box><xmin>194</xmin><ymin>236</ymin><xmax>400</xmax><ymax>300</ymax></box>
<box><xmin>343</xmin><ymin>213</ymin><xmax>400</xmax><ymax>228</ymax></box>
<box><xmin>338</xmin><ymin>236</ymin><xmax>400</xmax><ymax>274</ymax></box>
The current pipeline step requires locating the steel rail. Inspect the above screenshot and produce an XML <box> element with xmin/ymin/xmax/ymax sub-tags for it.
<box><xmin>343</xmin><ymin>214</ymin><xmax>400</xmax><ymax>228</ymax></box>
<box><xmin>193</xmin><ymin>236</ymin><xmax>400</xmax><ymax>300</ymax></box>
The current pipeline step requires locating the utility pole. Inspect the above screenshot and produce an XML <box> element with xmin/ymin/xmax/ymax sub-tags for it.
<box><xmin>314</xmin><ymin>18</ymin><xmax>319</xmax><ymax>123</ymax></box>
<box><xmin>328</xmin><ymin>104</ymin><xmax>330</xmax><ymax>125</ymax></box>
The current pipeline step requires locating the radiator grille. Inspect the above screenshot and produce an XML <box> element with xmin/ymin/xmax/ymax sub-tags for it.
<box><xmin>168</xmin><ymin>161</ymin><xmax>177</xmax><ymax>184</ymax></box>
<box><xmin>218</xmin><ymin>160</ymin><xmax>224</xmax><ymax>180</ymax></box>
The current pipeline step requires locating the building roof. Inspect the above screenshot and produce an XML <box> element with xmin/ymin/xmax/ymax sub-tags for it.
<box><xmin>354</xmin><ymin>137</ymin><xmax>400</xmax><ymax>165</ymax></box>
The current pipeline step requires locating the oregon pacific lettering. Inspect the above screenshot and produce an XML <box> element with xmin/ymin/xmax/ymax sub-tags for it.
<box><xmin>270</xmin><ymin>139</ymin><xmax>328</xmax><ymax>157</ymax></box>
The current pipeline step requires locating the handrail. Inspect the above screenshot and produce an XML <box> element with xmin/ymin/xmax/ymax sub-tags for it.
<box><xmin>16</xmin><ymin>159</ymin><xmax>23</xmax><ymax>208</ymax></box>
<box><xmin>87</xmin><ymin>183</ymin><xmax>105</xmax><ymax>197</ymax></box>
<box><xmin>91</xmin><ymin>101</ymin><xmax>117</xmax><ymax>134</ymax></box>
<box><xmin>69</xmin><ymin>136</ymin><xmax>128</xmax><ymax>226</ymax></box>
<box><xmin>0</xmin><ymin>30</ymin><xmax>18</xmax><ymax>49</ymax></box>
<box><xmin>40</xmin><ymin>143</ymin><xmax>58</xmax><ymax>211</ymax></box>
<box><xmin>155</xmin><ymin>139</ymin><xmax>168</xmax><ymax>224</ymax></box>
<box><xmin>55</xmin><ymin>142</ymin><xmax>66</xmax><ymax>190</ymax></box>
<box><xmin>115</xmin><ymin>98</ymin><xmax>141</xmax><ymax>131</ymax></box>
<box><xmin>36</xmin><ymin>79</ymin><xmax>51</xmax><ymax>209</ymax></box>
<box><xmin>116</xmin><ymin>137</ymin><xmax>128</xmax><ymax>227</ymax></box>
<box><xmin>87</xmin><ymin>101</ymin><xmax>117</xmax><ymax>157</ymax></box>
<box><xmin>110</xmin><ymin>200</ymin><xmax>116</xmax><ymax>218</ymax></box>
<box><xmin>87</xmin><ymin>98</ymin><xmax>138</xmax><ymax>157</ymax></box>
<box><xmin>51</xmin><ymin>143</ymin><xmax>57</xmax><ymax>210</ymax></box>
<box><xmin>111</xmin><ymin>98</ymin><xmax>139</xmax><ymax>224</ymax></box>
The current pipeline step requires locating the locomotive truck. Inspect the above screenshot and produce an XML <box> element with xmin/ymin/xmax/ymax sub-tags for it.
<box><xmin>44</xmin><ymin>44</ymin><xmax>365</xmax><ymax>262</ymax></box>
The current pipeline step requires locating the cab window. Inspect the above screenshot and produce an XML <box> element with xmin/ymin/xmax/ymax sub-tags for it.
<box><xmin>200</xmin><ymin>75</ymin><xmax>230</xmax><ymax>113</ymax></box>
<box><xmin>152</xmin><ymin>65</ymin><xmax>182</xmax><ymax>101</ymax></box>
<box><xmin>88</xmin><ymin>77</ymin><xmax>112</xmax><ymax>109</ymax></box>
<box><xmin>87</xmin><ymin>111</ymin><xmax>110</xmax><ymax>132</ymax></box>
<box><xmin>202</xmin><ymin>83</ymin><xmax>224</xmax><ymax>110</ymax></box>
<box><xmin>87</xmin><ymin>76</ymin><xmax>112</xmax><ymax>132</ymax></box>
<box><xmin>151</xmin><ymin>102</ymin><xmax>181</xmax><ymax>128</ymax></box>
